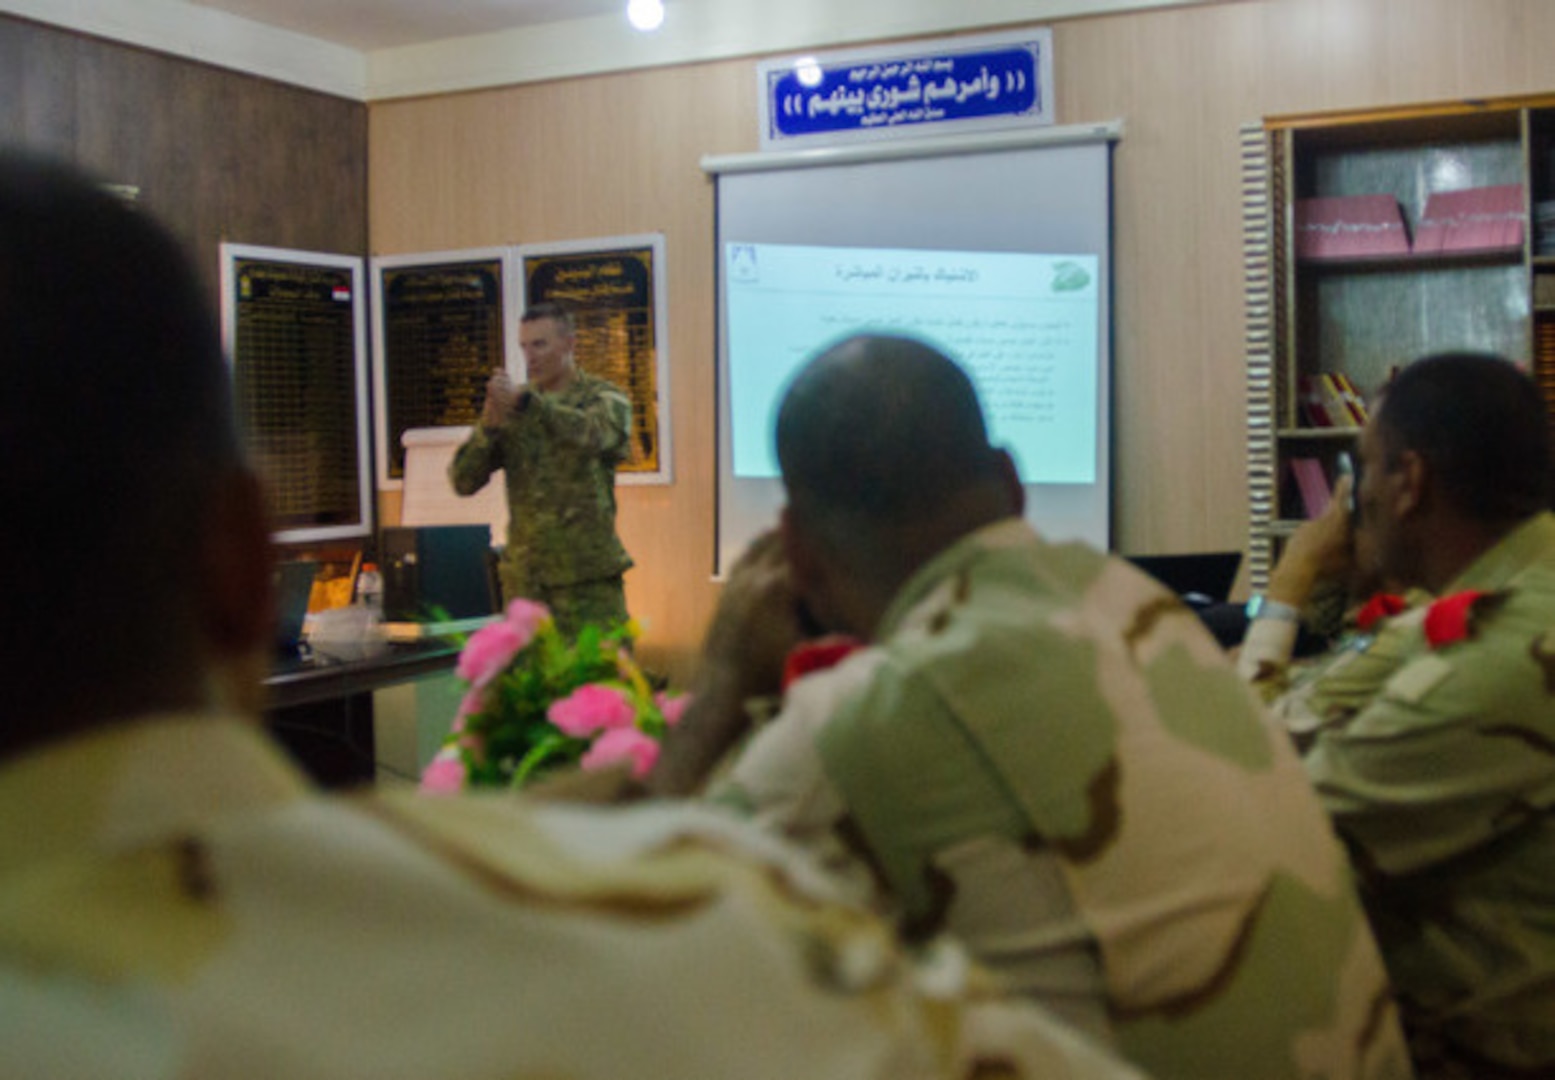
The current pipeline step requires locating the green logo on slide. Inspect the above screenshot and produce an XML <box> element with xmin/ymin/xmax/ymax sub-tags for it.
<box><xmin>1051</xmin><ymin>261</ymin><xmax>1091</xmax><ymax>292</ymax></box>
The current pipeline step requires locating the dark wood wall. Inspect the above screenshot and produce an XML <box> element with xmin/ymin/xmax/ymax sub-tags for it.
<box><xmin>0</xmin><ymin>14</ymin><xmax>367</xmax><ymax>303</ymax></box>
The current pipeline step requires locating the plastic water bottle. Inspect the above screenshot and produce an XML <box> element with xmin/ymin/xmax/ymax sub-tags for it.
<box><xmin>356</xmin><ymin>562</ymin><xmax>383</xmax><ymax>618</ymax></box>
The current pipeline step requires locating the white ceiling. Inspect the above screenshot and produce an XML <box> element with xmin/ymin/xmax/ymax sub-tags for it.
<box><xmin>186</xmin><ymin>0</ymin><xmax>629</xmax><ymax>52</ymax></box>
<box><xmin>0</xmin><ymin>0</ymin><xmax>1232</xmax><ymax>100</ymax></box>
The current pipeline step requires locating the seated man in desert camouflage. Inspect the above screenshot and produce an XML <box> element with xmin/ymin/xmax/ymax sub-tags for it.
<box><xmin>653</xmin><ymin>333</ymin><xmax>1414</xmax><ymax>1080</ymax></box>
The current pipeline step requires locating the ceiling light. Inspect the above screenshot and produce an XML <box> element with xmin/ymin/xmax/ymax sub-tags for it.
<box><xmin>627</xmin><ymin>0</ymin><xmax>664</xmax><ymax>32</ymax></box>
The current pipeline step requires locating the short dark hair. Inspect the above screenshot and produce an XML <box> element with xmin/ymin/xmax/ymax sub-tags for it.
<box><xmin>776</xmin><ymin>334</ymin><xmax>1003</xmax><ymax>547</ymax></box>
<box><xmin>521</xmin><ymin>301</ymin><xmax>575</xmax><ymax>335</ymax></box>
<box><xmin>0</xmin><ymin>151</ymin><xmax>239</xmax><ymax>745</ymax></box>
<box><xmin>1375</xmin><ymin>352</ymin><xmax>1551</xmax><ymax>522</ymax></box>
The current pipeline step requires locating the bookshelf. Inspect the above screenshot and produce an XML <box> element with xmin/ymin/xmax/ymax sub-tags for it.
<box><xmin>1242</xmin><ymin>95</ymin><xmax>1555</xmax><ymax>586</ymax></box>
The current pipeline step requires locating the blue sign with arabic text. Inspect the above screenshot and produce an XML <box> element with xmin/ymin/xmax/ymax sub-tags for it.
<box><xmin>762</xmin><ymin>36</ymin><xmax>1049</xmax><ymax>147</ymax></box>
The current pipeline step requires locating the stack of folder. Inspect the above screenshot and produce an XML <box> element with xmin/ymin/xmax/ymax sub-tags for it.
<box><xmin>1412</xmin><ymin>185</ymin><xmax>1525</xmax><ymax>254</ymax></box>
<box><xmin>1296</xmin><ymin>185</ymin><xmax>1526</xmax><ymax>261</ymax></box>
<box><xmin>1295</xmin><ymin>195</ymin><xmax>1410</xmax><ymax>260</ymax></box>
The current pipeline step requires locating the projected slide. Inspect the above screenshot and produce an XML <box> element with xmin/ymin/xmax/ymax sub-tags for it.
<box><xmin>725</xmin><ymin>242</ymin><xmax>1099</xmax><ymax>484</ymax></box>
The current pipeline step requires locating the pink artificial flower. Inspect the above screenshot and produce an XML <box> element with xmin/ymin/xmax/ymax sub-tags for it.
<box><xmin>455</xmin><ymin>687</ymin><xmax>487</xmax><ymax>723</ymax></box>
<box><xmin>457</xmin><ymin>621</ymin><xmax>529</xmax><ymax>688</ymax></box>
<box><xmin>447</xmin><ymin>690</ymin><xmax>489</xmax><ymax>757</ymax></box>
<box><xmin>655</xmin><ymin>691</ymin><xmax>691</xmax><ymax>727</ymax></box>
<box><xmin>581</xmin><ymin>725</ymin><xmax>661</xmax><ymax>779</ymax></box>
<box><xmin>505</xmin><ymin>598</ymin><xmax>551</xmax><ymax>642</ymax></box>
<box><xmin>420</xmin><ymin>749</ymin><xmax>467</xmax><ymax>794</ymax></box>
<box><xmin>548</xmin><ymin>684</ymin><xmax>636</xmax><ymax>739</ymax></box>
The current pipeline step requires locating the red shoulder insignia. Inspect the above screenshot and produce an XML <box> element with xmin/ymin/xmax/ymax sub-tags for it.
<box><xmin>1423</xmin><ymin>590</ymin><xmax>1504</xmax><ymax>649</ymax></box>
<box><xmin>1355</xmin><ymin>592</ymin><xmax>1408</xmax><ymax>632</ymax></box>
<box><xmin>782</xmin><ymin>635</ymin><xmax>864</xmax><ymax>691</ymax></box>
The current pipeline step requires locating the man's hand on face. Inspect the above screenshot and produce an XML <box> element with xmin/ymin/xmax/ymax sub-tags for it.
<box><xmin>645</xmin><ymin>530</ymin><xmax>810</xmax><ymax>797</ymax></box>
<box><xmin>1269</xmin><ymin>474</ymin><xmax>1356</xmax><ymax>607</ymax></box>
<box><xmin>703</xmin><ymin>530</ymin><xmax>810</xmax><ymax>701</ymax></box>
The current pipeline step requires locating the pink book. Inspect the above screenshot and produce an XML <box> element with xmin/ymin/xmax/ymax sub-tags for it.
<box><xmin>1289</xmin><ymin>457</ymin><xmax>1332</xmax><ymax>519</ymax></box>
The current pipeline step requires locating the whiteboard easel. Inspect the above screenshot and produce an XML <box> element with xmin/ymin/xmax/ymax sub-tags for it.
<box><xmin>399</xmin><ymin>427</ymin><xmax>508</xmax><ymax>547</ymax></box>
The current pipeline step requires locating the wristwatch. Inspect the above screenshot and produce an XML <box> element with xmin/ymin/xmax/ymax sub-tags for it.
<box><xmin>1245</xmin><ymin>594</ymin><xmax>1301</xmax><ymax>624</ymax></box>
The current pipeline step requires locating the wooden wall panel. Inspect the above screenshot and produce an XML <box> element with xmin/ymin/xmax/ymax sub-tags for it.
<box><xmin>0</xmin><ymin>24</ymin><xmax>78</xmax><ymax>155</ymax></box>
<box><xmin>363</xmin><ymin>0</ymin><xmax>1555</xmax><ymax>681</ymax></box>
<box><xmin>0</xmin><ymin>16</ymin><xmax>366</xmax><ymax>304</ymax></box>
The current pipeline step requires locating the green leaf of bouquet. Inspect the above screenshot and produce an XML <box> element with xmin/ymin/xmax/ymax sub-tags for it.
<box><xmin>511</xmin><ymin>731</ymin><xmax>582</xmax><ymax>788</ymax></box>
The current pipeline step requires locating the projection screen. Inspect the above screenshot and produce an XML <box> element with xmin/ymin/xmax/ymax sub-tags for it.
<box><xmin>707</xmin><ymin>122</ymin><xmax>1119</xmax><ymax>576</ymax></box>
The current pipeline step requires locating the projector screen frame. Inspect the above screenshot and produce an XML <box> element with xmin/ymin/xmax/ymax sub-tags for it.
<box><xmin>704</xmin><ymin>119</ymin><xmax>1123</xmax><ymax>578</ymax></box>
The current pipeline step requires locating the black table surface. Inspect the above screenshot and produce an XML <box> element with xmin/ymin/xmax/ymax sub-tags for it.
<box><xmin>266</xmin><ymin>637</ymin><xmax>464</xmax><ymax>711</ymax></box>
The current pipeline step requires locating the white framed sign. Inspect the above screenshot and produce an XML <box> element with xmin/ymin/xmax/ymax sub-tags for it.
<box><xmin>220</xmin><ymin>243</ymin><xmax>371</xmax><ymax>543</ymax></box>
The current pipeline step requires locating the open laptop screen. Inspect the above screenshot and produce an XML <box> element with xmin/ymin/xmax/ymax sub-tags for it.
<box><xmin>273</xmin><ymin>560</ymin><xmax>319</xmax><ymax>655</ymax></box>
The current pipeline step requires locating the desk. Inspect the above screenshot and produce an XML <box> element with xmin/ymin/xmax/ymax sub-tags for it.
<box><xmin>265</xmin><ymin>639</ymin><xmax>463</xmax><ymax>787</ymax></box>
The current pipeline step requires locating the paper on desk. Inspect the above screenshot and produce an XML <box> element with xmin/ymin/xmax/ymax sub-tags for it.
<box><xmin>380</xmin><ymin>615</ymin><xmax>501</xmax><ymax>643</ymax></box>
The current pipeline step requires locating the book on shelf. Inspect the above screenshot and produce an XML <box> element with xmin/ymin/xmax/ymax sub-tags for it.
<box><xmin>1536</xmin><ymin>323</ymin><xmax>1555</xmax><ymax>404</ymax></box>
<box><xmin>1330</xmin><ymin>371</ymin><xmax>1369</xmax><ymax>425</ymax></box>
<box><xmin>1297</xmin><ymin>374</ymin><xmax>1334</xmax><ymax>427</ymax></box>
<box><xmin>1288</xmin><ymin>457</ymin><xmax>1332</xmax><ymax>519</ymax></box>
<box><xmin>1412</xmin><ymin>184</ymin><xmax>1525</xmax><ymax>255</ymax></box>
<box><xmin>1294</xmin><ymin>194</ymin><xmax>1411</xmax><ymax>261</ymax></box>
<box><xmin>1317</xmin><ymin>373</ymin><xmax>1362</xmax><ymax>427</ymax></box>
<box><xmin>1536</xmin><ymin>199</ymin><xmax>1555</xmax><ymax>256</ymax></box>
<box><xmin>1297</xmin><ymin>373</ymin><xmax>1365</xmax><ymax>428</ymax></box>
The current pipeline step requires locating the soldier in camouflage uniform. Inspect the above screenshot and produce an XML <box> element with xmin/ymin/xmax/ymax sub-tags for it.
<box><xmin>1241</xmin><ymin>353</ymin><xmax>1555</xmax><ymax>1079</ymax></box>
<box><xmin>449</xmin><ymin>301</ymin><xmax>632</xmax><ymax>638</ymax></box>
<box><xmin>652</xmin><ymin>335</ymin><xmax>1414</xmax><ymax>1080</ymax></box>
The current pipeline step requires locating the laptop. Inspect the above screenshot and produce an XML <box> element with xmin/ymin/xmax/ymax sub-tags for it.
<box><xmin>1124</xmin><ymin>551</ymin><xmax>1242</xmax><ymax>607</ymax></box>
<box><xmin>273</xmin><ymin>559</ymin><xmax>320</xmax><ymax>658</ymax></box>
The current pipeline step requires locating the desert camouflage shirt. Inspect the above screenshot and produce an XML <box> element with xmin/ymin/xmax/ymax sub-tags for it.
<box><xmin>1250</xmin><ymin>512</ymin><xmax>1555</xmax><ymax>1076</ymax></box>
<box><xmin>0</xmin><ymin>713</ymin><xmax>1146</xmax><ymax>1080</ymax></box>
<box><xmin>713</xmin><ymin>518</ymin><xmax>1414</xmax><ymax>1080</ymax></box>
<box><xmin>450</xmin><ymin>371</ymin><xmax>632</xmax><ymax>595</ymax></box>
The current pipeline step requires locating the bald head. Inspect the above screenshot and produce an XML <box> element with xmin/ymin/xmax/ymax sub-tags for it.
<box><xmin>778</xmin><ymin>335</ymin><xmax>1004</xmax><ymax>517</ymax></box>
<box><xmin>774</xmin><ymin>335</ymin><xmax>1019</xmax><ymax>623</ymax></box>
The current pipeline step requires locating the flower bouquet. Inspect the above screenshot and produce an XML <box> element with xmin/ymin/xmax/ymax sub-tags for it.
<box><xmin>420</xmin><ymin>599</ymin><xmax>689</xmax><ymax>793</ymax></box>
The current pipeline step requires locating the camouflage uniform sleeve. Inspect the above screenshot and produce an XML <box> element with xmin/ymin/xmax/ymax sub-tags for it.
<box><xmin>448</xmin><ymin>423</ymin><xmax>502</xmax><ymax>496</ymax></box>
<box><xmin>710</xmin><ymin>653</ymin><xmax>889</xmax><ymax>911</ymax></box>
<box><xmin>529</xmin><ymin>381</ymin><xmax>632</xmax><ymax>465</ymax></box>
<box><xmin>1238</xmin><ymin>579</ymin><xmax>1360</xmax><ymax>706</ymax></box>
<box><xmin>1236</xmin><ymin>616</ymin><xmax>1302</xmax><ymax>703</ymax></box>
<box><xmin>1301</xmin><ymin>616</ymin><xmax>1555</xmax><ymax>875</ymax></box>
<box><xmin>1252</xmin><ymin>599</ymin><xmax>1429</xmax><ymax>744</ymax></box>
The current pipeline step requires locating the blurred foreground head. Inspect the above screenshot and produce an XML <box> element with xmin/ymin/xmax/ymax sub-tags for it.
<box><xmin>0</xmin><ymin>151</ymin><xmax>271</xmax><ymax>756</ymax></box>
